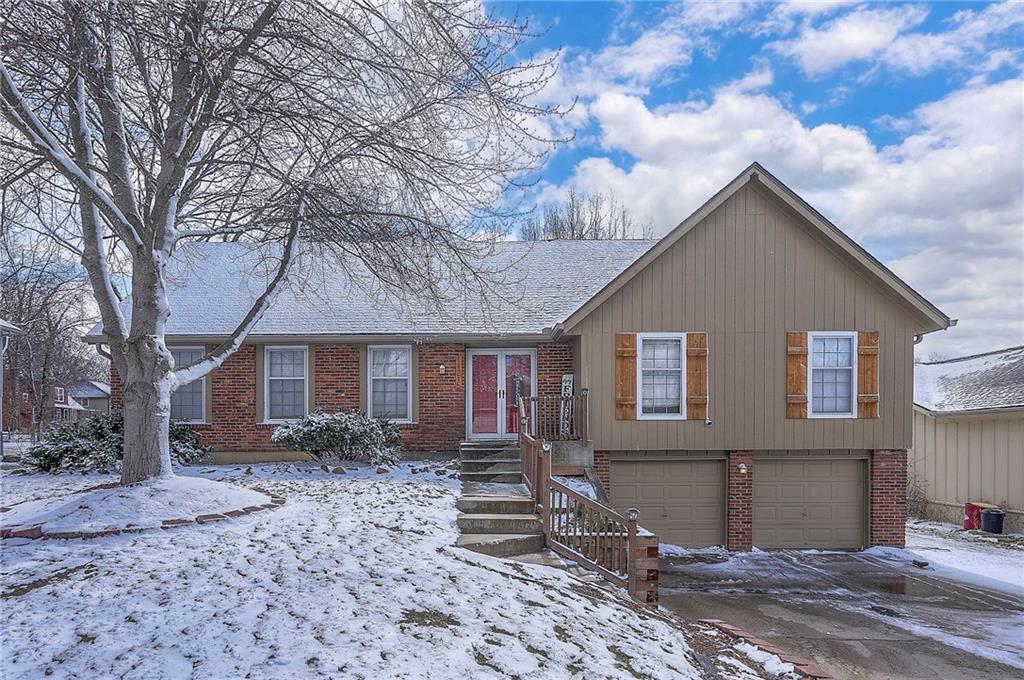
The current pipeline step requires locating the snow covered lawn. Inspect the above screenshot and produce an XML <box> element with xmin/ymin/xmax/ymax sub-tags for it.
<box><xmin>903</xmin><ymin>520</ymin><xmax>1024</xmax><ymax>596</ymax></box>
<box><xmin>0</xmin><ymin>463</ymin><xmax>745</xmax><ymax>679</ymax></box>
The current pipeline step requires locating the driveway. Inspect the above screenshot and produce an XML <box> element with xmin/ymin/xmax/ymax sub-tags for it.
<box><xmin>660</xmin><ymin>547</ymin><xmax>1024</xmax><ymax>680</ymax></box>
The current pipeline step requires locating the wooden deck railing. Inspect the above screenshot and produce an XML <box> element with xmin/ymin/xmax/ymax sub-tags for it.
<box><xmin>521</xmin><ymin>390</ymin><xmax>589</xmax><ymax>442</ymax></box>
<box><xmin>517</xmin><ymin>406</ymin><xmax>658</xmax><ymax>604</ymax></box>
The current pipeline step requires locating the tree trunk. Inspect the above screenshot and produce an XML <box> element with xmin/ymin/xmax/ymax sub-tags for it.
<box><xmin>119</xmin><ymin>337</ymin><xmax>175</xmax><ymax>485</ymax></box>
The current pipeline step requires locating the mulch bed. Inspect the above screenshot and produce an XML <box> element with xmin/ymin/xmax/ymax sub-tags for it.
<box><xmin>0</xmin><ymin>486</ymin><xmax>285</xmax><ymax>541</ymax></box>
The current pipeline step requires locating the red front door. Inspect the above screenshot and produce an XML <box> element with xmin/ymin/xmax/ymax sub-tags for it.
<box><xmin>468</xmin><ymin>350</ymin><xmax>534</xmax><ymax>438</ymax></box>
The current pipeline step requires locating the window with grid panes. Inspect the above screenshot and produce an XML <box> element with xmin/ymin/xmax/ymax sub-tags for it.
<box><xmin>266</xmin><ymin>347</ymin><xmax>307</xmax><ymax>420</ymax></box>
<box><xmin>809</xmin><ymin>333</ymin><xmax>855</xmax><ymax>416</ymax></box>
<box><xmin>369</xmin><ymin>346</ymin><xmax>411</xmax><ymax>421</ymax></box>
<box><xmin>639</xmin><ymin>335</ymin><xmax>684</xmax><ymax>417</ymax></box>
<box><xmin>170</xmin><ymin>347</ymin><xmax>205</xmax><ymax>422</ymax></box>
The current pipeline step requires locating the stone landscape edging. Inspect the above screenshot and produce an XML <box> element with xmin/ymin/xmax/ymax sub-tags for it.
<box><xmin>699</xmin><ymin>618</ymin><xmax>834</xmax><ymax>680</ymax></box>
<box><xmin>0</xmin><ymin>485</ymin><xmax>285</xmax><ymax>541</ymax></box>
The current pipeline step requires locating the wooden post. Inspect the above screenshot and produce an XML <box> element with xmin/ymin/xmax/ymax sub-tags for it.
<box><xmin>539</xmin><ymin>441</ymin><xmax>552</xmax><ymax>541</ymax></box>
<box><xmin>625</xmin><ymin>507</ymin><xmax>660</xmax><ymax>606</ymax></box>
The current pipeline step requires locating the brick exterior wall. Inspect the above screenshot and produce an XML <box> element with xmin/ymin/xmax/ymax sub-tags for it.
<box><xmin>869</xmin><ymin>449</ymin><xmax>907</xmax><ymax>548</ymax></box>
<box><xmin>593</xmin><ymin>450</ymin><xmax>611</xmax><ymax>494</ymax></box>
<box><xmin>111</xmin><ymin>341</ymin><xmax>575</xmax><ymax>458</ymax></box>
<box><xmin>726</xmin><ymin>451</ymin><xmax>754</xmax><ymax>551</ymax></box>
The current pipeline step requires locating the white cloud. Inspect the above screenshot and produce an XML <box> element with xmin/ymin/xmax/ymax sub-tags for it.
<box><xmin>557</xmin><ymin>77</ymin><xmax>1024</xmax><ymax>356</ymax></box>
<box><xmin>757</xmin><ymin>0</ymin><xmax>859</xmax><ymax>35</ymax></box>
<box><xmin>770</xmin><ymin>4</ymin><xmax>929</xmax><ymax>76</ymax></box>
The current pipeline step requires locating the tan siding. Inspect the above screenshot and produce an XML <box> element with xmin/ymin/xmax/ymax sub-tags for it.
<box><xmin>571</xmin><ymin>184</ymin><xmax>919</xmax><ymax>452</ymax></box>
<box><xmin>910</xmin><ymin>409</ymin><xmax>1024</xmax><ymax>514</ymax></box>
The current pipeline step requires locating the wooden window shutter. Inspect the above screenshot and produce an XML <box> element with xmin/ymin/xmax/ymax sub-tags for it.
<box><xmin>857</xmin><ymin>331</ymin><xmax>880</xmax><ymax>418</ymax></box>
<box><xmin>686</xmin><ymin>333</ymin><xmax>708</xmax><ymax>420</ymax></box>
<box><xmin>614</xmin><ymin>333</ymin><xmax>637</xmax><ymax>420</ymax></box>
<box><xmin>786</xmin><ymin>332</ymin><xmax>808</xmax><ymax>419</ymax></box>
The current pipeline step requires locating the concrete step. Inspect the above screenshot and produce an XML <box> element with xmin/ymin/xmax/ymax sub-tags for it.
<box><xmin>457</xmin><ymin>495</ymin><xmax>536</xmax><ymax>514</ymax></box>
<box><xmin>456</xmin><ymin>533</ymin><xmax>544</xmax><ymax>557</ymax></box>
<box><xmin>459</xmin><ymin>460</ymin><xmax>521</xmax><ymax>474</ymax></box>
<box><xmin>457</xmin><ymin>513</ymin><xmax>542</xmax><ymax>534</ymax></box>
<box><xmin>460</xmin><ymin>471</ymin><xmax>523</xmax><ymax>485</ymax></box>
<box><xmin>459</xmin><ymin>447</ymin><xmax>521</xmax><ymax>461</ymax></box>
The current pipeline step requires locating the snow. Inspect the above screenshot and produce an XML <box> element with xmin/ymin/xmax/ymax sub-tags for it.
<box><xmin>870</xmin><ymin>521</ymin><xmax>1024</xmax><ymax>597</ymax></box>
<box><xmin>734</xmin><ymin>642</ymin><xmax>798</xmax><ymax>678</ymax></box>
<box><xmin>915</xmin><ymin>346</ymin><xmax>1024</xmax><ymax>412</ymax></box>
<box><xmin>1</xmin><ymin>463</ymin><xmax>724</xmax><ymax>679</ymax></box>
<box><xmin>551</xmin><ymin>475</ymin><xmax>597</xmax><ymax>499</ymax></box>
<box><xmin>0</xmin><ymin>476</ymin><xmax>272</xmax><ymax>533</ymax></box>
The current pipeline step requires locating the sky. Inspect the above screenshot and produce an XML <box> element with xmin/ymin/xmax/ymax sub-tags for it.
<box><xmin>491</xmin><ymin>0</ymin><xmax>1024</xmax><ymax>359</ymax></box>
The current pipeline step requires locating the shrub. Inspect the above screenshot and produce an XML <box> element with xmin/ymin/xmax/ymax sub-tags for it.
<box><xmin>271</xmin><ymin>410</ymin><xmax>401</xmax><ymax>467</ymax></box>
<box><xmin>27</xmin><ymin>411</ymin><xmax>210</xmax><ymax>473</ymax></box>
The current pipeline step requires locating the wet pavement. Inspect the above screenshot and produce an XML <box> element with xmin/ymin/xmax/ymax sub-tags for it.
<box><xmin>659</xmin><ymin>549</ymin><xmax>1024</xmax><ymax>679</ymax></box>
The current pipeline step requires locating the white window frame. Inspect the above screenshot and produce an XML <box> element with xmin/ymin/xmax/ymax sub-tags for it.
<box><xmin>170</xmin><ymin>345</ymin><xmax>207</xmax><ymax>424</ymax></box>
<box><xmin>807</xmin><ymin>331</ymin><xmax>858</xmax><ymax>419</ymax></box>
<box><xmin>54</xmin><ymin>386</ymin><xmax>65</xmax><ymax>403</ymax></box>
<box><xmin>636</xmin><ymin>332</ymin><xmax>687</xmax><ymax>421</ymax></box>
<box><xmin>367</xmin><ymin>344</ymin><xmax>413</xmax><ymax>424</ymax></box>
<box><xmin>264</xmin><ymin>345</ymin><xmax>308</xmax><ymax>424</ymax></box>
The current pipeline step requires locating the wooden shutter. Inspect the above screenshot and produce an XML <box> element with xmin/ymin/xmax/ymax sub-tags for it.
<box><xmin>614</xmin><ymin>333</ymin><xmax>637</xmax><ymax>420</ymax></box>
<box><xmin>786</xmin><ymin>332</ymin><xmax>808</xmax><ymax>419</ymax></box>
<box><xmin>686</xmin><ymin>333</ymin><xmax>708</xmax><ymax>420</ymax></box>
<box><xmin>857</xmin><ymin>331</ymin><xmax>880</xmax><ymax>418</ymax></box>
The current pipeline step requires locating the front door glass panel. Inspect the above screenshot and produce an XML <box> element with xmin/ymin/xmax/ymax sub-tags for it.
<box><xmin>471</xmin><ymin>354</ymin><xmax>498</xmax><ymax>435</ymax></box>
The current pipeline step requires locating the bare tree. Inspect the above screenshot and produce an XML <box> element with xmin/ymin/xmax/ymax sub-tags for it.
<box><xmin>0</xmin><ymin>234</ymin><xmax>102</xmax><ymax>436</ymax></box>
<box><xmin>521</xmin><ymin>187</ymin><xmax>655</xmax><ymax>241</ymax></box>
<box><xmin>1</xmin><ymin>0</ymin><xmax>560</xmax><ymax>484</ymax></box>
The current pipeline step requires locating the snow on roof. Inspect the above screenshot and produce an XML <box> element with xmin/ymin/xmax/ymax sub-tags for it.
<box><xmin>69</xmin><ymin>381</ymin><xmax>111</xmax><ymax>399</ymax></box>
<box><xmin>55</xmin><ymin>396</ymin><xmax>88</xmax><ymax>411</ymax></box>
<box><xmin>86</xmin><ymin>240</ymin><xmax>656</xmax><ymax>339</ymax></box>
<box><xmin>0</xmin><ymin>317</ymin><xmax>23</xmax><ymax>334</ymax></box>
<box><xmin>915</xmin><ymin>346</ymin><xmax>1024</xmax><ymax>413</ymax></box>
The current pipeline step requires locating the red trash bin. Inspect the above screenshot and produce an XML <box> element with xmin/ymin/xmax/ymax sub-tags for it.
<box><xmin>964</xmin><ymin>501</ymin><xmax>999</xmax><ymax>529</ymax></box>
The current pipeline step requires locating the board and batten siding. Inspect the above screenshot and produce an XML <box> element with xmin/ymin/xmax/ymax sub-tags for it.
<box><xmin>909</xmin><ymin>408</ymin><xmax>1024</xmax><ymax>518</ymax></box>
<box><xmin>568</xmin><ymin>184</ymin><xmax>923</xmax><ymax>452</ymax></box>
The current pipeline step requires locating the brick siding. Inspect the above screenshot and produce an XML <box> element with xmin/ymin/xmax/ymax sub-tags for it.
<box><xmin>726</xmin><ymin>451</ymin><xmax>754</xmax><ymax>551</ymax></box>
<box><xmin>869</xmin><ymin>449</ymin><xmax>907</xmax><ymax>548</ymax></box>
<box><xmin>593</xmin><ymin>450</ymin><xmax>611</xmax><ymax>494</ymax></box>
<box><xmin>111</xmin><ymin>341</ymin><xmax>575</xmax><ymax>457</ymax></box>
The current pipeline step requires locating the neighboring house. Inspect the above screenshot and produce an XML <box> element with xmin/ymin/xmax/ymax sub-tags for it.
<box><xmin>3</xmin><ymin>380</ymin><xmax>86</xmax><ymax>430</ymax></box>
<box><xmin>910</xmin><ymin>346</ymin><xmax>1024</xmax><ymax>533</ymax></box>
<box><xmin>68</xmin><ymin>380</ymin><xmax>112</xmax><ymax>416</ymax></box>
<box><xmin>88</xmin><ymin>163</ymin><xmax>951</xmax><ymax>551</ymax></box>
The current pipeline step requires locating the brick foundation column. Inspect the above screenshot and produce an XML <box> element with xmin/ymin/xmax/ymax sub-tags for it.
<box><xmin>593</xmin><ymin>450</ymin><xmax>611</xmax><ymax>494</ymax></box>
<box><xmin>870</xmin><ymin>450</ymin><xmax>907</xmax><ymax>548</ymax></box>
<box><xmin>727</xmin><ymin>451</ymin><xmax>753</xmax><ymax>551</ymax></box>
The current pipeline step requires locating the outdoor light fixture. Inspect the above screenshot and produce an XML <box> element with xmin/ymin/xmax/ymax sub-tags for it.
<box><xmin>626</xmin><ymin>507</ymin><xmax>640</xmax><ymax>523</ymax></box>
<box><xmin>738</xmin><ymin>463</ymin><xmax>748</xmax><ymax>475</ymax></box>
<box><xmin>438</xmin><ymin>364</ymin><xmax>446</xmax><ymax>375</ymax></box>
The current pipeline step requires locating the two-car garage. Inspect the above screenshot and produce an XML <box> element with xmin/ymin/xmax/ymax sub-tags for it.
<box><xmin>609</xmin><ymin>453</ymin><xmax>868</xmax><ymax>551</ymax></box>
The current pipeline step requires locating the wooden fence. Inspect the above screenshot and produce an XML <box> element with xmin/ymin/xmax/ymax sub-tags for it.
<box><xmin>521</xmin><ymin>391</ymin><xmax>589</xmax><ymax>442</ymax></box>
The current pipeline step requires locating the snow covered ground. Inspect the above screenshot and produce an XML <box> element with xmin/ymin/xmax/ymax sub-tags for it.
<box><xmin>902</xmin><ymin>520</ymin><xmax>1024</xmax><ymax>596</ymax></box>
<box><xmin>0</xmin><ymin>463</ymin><xmax>763</xmax><ymax>679</ymax></box>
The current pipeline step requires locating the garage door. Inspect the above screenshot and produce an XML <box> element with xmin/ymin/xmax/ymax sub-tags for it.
<box><xmin>610</xmin><ymin>459</ymin><xmax>726</xmax><ymax>548</ymax></box>
<box><xmin>753</xmin><ymin>458</ymin><xmax>866</xmax><ymax>550</ymax></box>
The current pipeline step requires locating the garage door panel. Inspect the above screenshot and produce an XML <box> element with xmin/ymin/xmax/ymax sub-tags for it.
<box><xmin>753</xmin><ymin>458</ymin><xmax>866</xmax><ymax>550</ymax></box>
<box><xmin>610</xmin><ymin>459</ymin><xmax>726</xmax><ymax>548</ymax></box>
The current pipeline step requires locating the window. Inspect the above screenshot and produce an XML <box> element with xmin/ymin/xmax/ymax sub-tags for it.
<box><xmin>808</xmin><ymin>332</ymin><xmax>856</xmax><ymax>418</ymax></box>
<box><xmin>637</xmin><ymin>333</ymin><xmax>686</xmax><ymax>420</ymax></box>
<box><xmin>265</xmin><ymin>347</ymin><xmax>308</xmax><ymax>422</ymax></box>
<box><xmin>170</xmin><ymin>347</ymin><xmax>205</xmax><ymax>423</ymax></box>
<box><xmin>54</xmin><ymin>387</ymin><xmax>65</xmax><ymax>402</ymax></box>
<box><xmin>368</xmin><ymin>346</ymin><xmax>412</xmax><ymax>422</ymax></box>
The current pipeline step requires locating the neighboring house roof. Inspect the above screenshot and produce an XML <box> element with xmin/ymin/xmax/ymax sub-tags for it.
<box><xmin>0</xmin><ymin>317</ymin><xmax>22</xmax><ymax>335</ymax></box>
<box><xmin>86</xmin><ymin>239</ymin><xmax>655</xmax><ymax>340</ymax></box>
<box><xmin>69</xmin><ymin>381</ymin><xmax>111</xmax><ymax>399</ymax></box>
<box><xmin>55</xmin><ymin>396</ymin><xmax>88</xmax><ymax>412</ymax></box>
<box><xmin>561</xmin><ymin>162</ymin><xmax>950</xmax><ymax>334</ymax></box>
<box><xmin>915</xmin><ymin>346</ymin><xmax>1024</xmax><ymax>414</ymax></box>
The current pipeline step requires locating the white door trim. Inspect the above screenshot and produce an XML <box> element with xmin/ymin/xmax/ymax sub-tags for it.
<box><xmin>466</xmin><ymin>348</ymin><xmax>538</xmax><ymax>440</ymax></box>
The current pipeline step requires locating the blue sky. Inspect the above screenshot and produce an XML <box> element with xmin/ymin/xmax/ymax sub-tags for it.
<box><xmin>489</xmin><ymin>1</ymin><xmax>1024</xmax><ymax>357</ymax></box>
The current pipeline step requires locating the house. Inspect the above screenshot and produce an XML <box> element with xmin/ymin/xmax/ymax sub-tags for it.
<box><xmin>88</xmin><ymin>163</ymin><xmax>951</xmax><ymax>551</ymax></box>
<box><xmin>3</xmin><ymin>380</ymin><xmax>86</xmax><ymax>430</ymax></box>
<box><xmin>909</xmin><ymin>346</ymin><xmax>1024</xmax><ymax>533</ymax></box>
<box><xmin>68</xmin><ymin>381</ymin><xmax>112</xmax><ymax>416</ymax></box>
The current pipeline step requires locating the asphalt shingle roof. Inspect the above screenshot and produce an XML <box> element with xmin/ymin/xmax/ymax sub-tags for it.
<box><xmin>87</xmin><ymin>240</ymin><xmax>656</xmax><ymax>339</ymax></box>
<box><xmin>69</xmin><ymin>381</ymin><xmax>111</xmax><ymax>399</ymax></box>
<box><xmin>914</xmin><ymin>346</ymin><xmax>1024</xmax><ymax>413</ymax></box>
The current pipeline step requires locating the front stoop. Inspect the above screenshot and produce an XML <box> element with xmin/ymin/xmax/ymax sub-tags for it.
<box><xmin>457</xmin><ymin>442</ymin><xmax>543</xmax><ymax>557</ymax></box>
